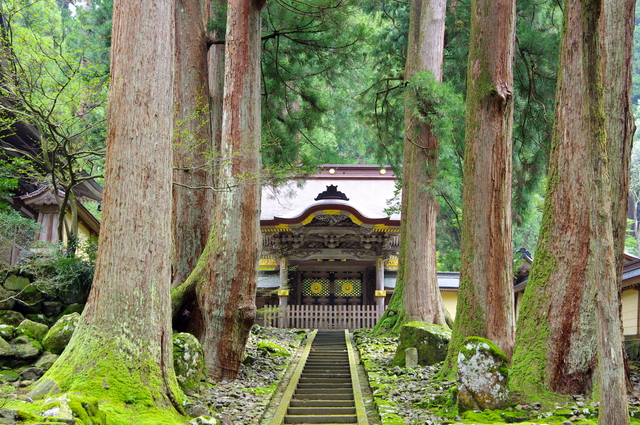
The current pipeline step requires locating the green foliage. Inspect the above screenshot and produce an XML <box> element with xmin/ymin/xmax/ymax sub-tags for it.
<box><xmin>407</xmin><ymin>71</ymin><xmax>465</xmax><ymax>146</ymax></box>
<box><xmin>0</xmin><ymin>210</ymin><xmax>42</xmax><ymax>254</ymax></box>
<box><xmin>16</xmin><ymin>241</ymin><xmax>95</xmax><ymax>297</ymax></box>
<box><xmin>261</xmin><ymin>0</ymin><xmax>375</xmax><ymax>170</ymax></box>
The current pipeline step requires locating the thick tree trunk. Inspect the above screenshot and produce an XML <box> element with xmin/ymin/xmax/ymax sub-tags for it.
<box><xmin>511</xmin><ymin>4</ymin><xmax>627</xmax><ymax>416</ymax></box>
<box><xmin>441</xmin><ymin>0</ymin><xmax>515</xmax><ymax>376</ymax></box>
<box><xmin>597</xmin><ymin>0</ymin><xmax>635</xmax><ymax>421</ymax></box>
<box><xmin>170</xmin><ymin>0</ymin><xmax>226</xmax><ymax>336</ymax></box>
<box><xmin>171</xmin><ymin>0</ymin><xmax>215</xmax><ymax>290</ymax></box>
<box><xmin>186</xmin><ymin>0</ymin><xmax>265</xmax><ymax>380</ymax></box>
<box><xmin>602</xmin><ymin>0</ymin><xmax>635</xmax><ymax>269</ymax></box>
<box><xmin>30</xmin><ymin>0</ymin><xmax>184</xmax><ymax>417</ymax></box>
<box><xmin>399</xmin><ymin>0</ymin><xmax>447</xmax><ymax>327</ymax></box>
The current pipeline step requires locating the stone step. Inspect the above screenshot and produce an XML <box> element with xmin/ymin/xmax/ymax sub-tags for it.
<box><xmin>287</xmin><ymin>407</ymin><xmax>356</xmax><ymax>416</ymax></box>
<box><xmin>284</xmin><ymin>415</ymin><xmax>357</xmax><ymax>424</ymax></box>
<box><xmin>293</xmin><ymin>393</ymin><xmax>355</xmax><ymax>401</ymax></box>
<box><xmin>290</xmin><ymin>399</ymin><xmax>355</xmax><ymax>408</ymax></box>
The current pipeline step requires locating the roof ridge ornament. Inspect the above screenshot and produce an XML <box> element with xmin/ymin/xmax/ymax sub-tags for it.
<box><xmin>314</xmin><ymin>184</ymin><xmax>349</xmax><ymax>201</ymax></box>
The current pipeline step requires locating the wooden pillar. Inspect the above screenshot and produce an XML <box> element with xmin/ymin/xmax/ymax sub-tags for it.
<box><xmin>375</xmin><ymin>256</ymin><xmax>386</xmax><ymax>313</ymax></box>
<box><xmin>278</xmin><ymin>256</ymin><xmax>289</xmax><ymax>328</ymax></box>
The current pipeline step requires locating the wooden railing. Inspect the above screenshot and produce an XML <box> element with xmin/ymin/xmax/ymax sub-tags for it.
<box><xmin>258</xmin><ymin>304</ymin><xmax>384</xmax><ymax>330</ymax></box>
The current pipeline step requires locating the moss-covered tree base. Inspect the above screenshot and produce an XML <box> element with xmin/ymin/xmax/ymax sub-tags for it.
<box><xmin>28</xmin><ymin>337</ymin><xmax>186</xmax><ymax>425</ymax></box>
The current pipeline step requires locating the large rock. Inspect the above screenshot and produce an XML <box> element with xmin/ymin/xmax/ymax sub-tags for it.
<box><xmin>11</xmin><ymin>335</ymin><xmax>42</xmax><ymax>360</ymax></box>
<box><xmin>0</xmin><ymin>325</ymin><xmax>14</xmax><ymax>340</ymax></box>
<box><xmin>457</xmin><ymin>337</ymin><xmax>510</xmax><ymax>411</ymax></box>
<box><xmin>14</xmin><ymin>285</ymin><xmax>44</xmax><ymax>314</ymax></box>
<box><xmin>42</xmin><ymin>313</ymin><xmax>79</xmax><ymax>354</ymax></box>
<box><xmin>58</xmin><ymin>279</ymin><xmax>91</xmax><ymax>305</ymax></box>
<box><xmin>41</xmin><ymin>396</ymin><xmax>74</xmax><ymax>421</ymax></box>
<box><xmin>16</xmin><ymin>319</ymin><xmax>49</xmax><ymax>342</ymax></box>
<box><xmin>42</xmin><ymin>301</ymin><xmax>64</xmax><ymax>318</ymax></box>
<box><xmin>35</xmin><ymin>352</ymin><xmax>60</xmax><ymax>370</ymax></box>
<box><xmin>0</xmin><ymin>286</ymin><xmax>15</xmax><ymax>311</ymax></box>
<box><xmin>0</xmin><ymin>336</ymin><xmax>13</xmax><ymax>357</ymax></box>
<box><xmin>3</xmin><ymin>275</ymin><xmax>30</xmax><ymax>291</ymax></box>
<box><xmin>0</xmin><ymin>311</ymin><xmax>25</xmax><ymax>327</ymax></box>
<box><xmin>392</xmin><ymin>321</ymin><xmax>451</xmax><ymax>367</ymax></box>
<box><xmin>173</xmin><ymin>332</ymin><xmax>205</xmax><ymax>391</ymax></box>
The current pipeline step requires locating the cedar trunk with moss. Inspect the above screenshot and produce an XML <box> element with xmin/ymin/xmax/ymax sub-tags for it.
<box><xmin>182</xmin><ymin>0</ymin><xmax>265</xmax><ymax>381</ymax></box>
<box><xmin>29</xmin><ymin>0</ymin><xmax>185</xmax><ymax>421</ymax></box>
<box><xmin>511</xmin><ymin>3</ymin><xmax>628</xmax><ymax>422</ymax></box>
<box><xmin>440</xmin><ymin>0</ymin><xmax>516</xmax><ymax>377</ymax></box>
<box><xmin>171</xmin><ymin>0</ymin><xmax>215</xmax><ymax>293</ymax></box>
<box><xmin>375</xmin><ymin>0</ymin><xmax>448</xmax><ymax>332</ymax></box>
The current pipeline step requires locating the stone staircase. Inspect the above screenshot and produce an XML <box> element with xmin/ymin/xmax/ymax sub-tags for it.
<box><xmin>272</xmin><ymin>329</ymin><xmax>368</xmax><ymax>425</ymax></box>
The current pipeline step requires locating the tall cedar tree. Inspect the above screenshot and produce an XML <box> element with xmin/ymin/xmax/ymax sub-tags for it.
<box><xmin>440</xmin><ymin>0</ymin><xmax>516</xmax><ymax>376</ymax></box>
<box><xmin>511</xmin><ymin>3</ymin><xmax>629</xmax><ymax>421</ymax></box>
<box><xmin>596</xmin><ymin>0</ymin><xmax>634</xmax><ymax>420</ymax></box>
<box><xmin>28</xmin><ymin>0</ymin><xmax>185</xmax><ymax>418</ymax></box>
<box><xmin>376</xmin><ymin>0</ymin><xmax>448</xmax><ymax>330</ymax></box>
<box><xmin>170</xmin><ymin>0</ymin><xmax>226</xmax><ymax>339</ymax></box>
<box><xmin>171</xmin><ymin>0</ymin><xmax>215</xmax><ymax>294</ymax></box>
<box><xmin>182</xmin><ymin>0</ymin><xmax>265</xmax><ymax>380</ymax></box>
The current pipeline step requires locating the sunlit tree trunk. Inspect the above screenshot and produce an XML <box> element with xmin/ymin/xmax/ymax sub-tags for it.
<box><xmin>30</xmin><ymin>0</ymin><xmax>184</xmax><ymax>413</ymax></box>
<box><xmin>441</xmin><ymin>0</ymin><xmax>516</xmax><ymax>377</ymax></box>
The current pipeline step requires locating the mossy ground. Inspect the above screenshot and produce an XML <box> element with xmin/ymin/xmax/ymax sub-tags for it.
<box><xmin>355</xmin><ymin>329</ymin><xmax>640</xmax><ymax>424</ymax></box>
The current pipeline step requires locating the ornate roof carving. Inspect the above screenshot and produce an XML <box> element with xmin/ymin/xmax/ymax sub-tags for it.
<box><xmin>314</xmin><ymin>185</ymin><xmax>349</xmax><ymax>201</ymax></box>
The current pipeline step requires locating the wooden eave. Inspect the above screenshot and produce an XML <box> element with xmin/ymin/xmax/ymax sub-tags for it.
<box><xmin>77</xmin><ymin>202</ymin><xmax>100</xmax><ymax>236</ymax></box>
<box><xmin>261</xmin><ymin>203</ymin><xmax>400</xmax><ymax>229</ymax></box>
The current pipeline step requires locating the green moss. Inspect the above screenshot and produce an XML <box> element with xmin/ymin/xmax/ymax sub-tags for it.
<box><xmin>458</xmin><ymin>336</ymin><xmax>509</xmax><ymax>379</ymax></box>
<box><xmin>257</xmin><ymin>341</ymin><xmax>290</xmax><ymax>357</ymax></box>
<box><xmin>392</xmin><ymin>322</ymin><xmax>451</xmax><ymax>367</ymax></box>
<box><xmin>27</xmin><ymin>335</ymin><xmax>187</xmax><ymax>425</ymax></box>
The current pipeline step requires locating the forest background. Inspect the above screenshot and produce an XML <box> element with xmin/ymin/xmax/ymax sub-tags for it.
<box><xmin>0</xmin><ymin>0</ymin><xmax>639</xmax><ymax>266</ymax></box>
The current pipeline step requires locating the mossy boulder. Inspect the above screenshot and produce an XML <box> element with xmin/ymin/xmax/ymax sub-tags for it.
<box><xmin>4</xmin><ymin>274</ymin><xmax>30</xmax><ymax>291</ymax></box>
<box><xmin>0</xmin><ymin>310</ymin><xmax>25</xmax><ymax>327</ymax></box>
<box><xmin>457</xmin><ymin>336</ymin><xmax>510</xmax><ymax>412</ymax></box>
<box><xmin>257</xmin><ymin>341</ymin><xmax>290</xmax><ymax>357</ymax></box>
<box><xmin>58</xmin><ymin>303</ymin><xmax>84</xmax><ymax>318</ymax></box>
<box><xmin>14</xmin><ymin>285</ymin><xmax>44</xmax><ymax>314</ymax></box>
<box><xmin>173</xmin><ymin>332</ymin><xmax>205</xmax><ymax>391</ymax></box>
<box><xmin>16</xmin><ymin>319</ymin><xmax>49</xmax><ymax>342</ymax></box>
<box><xmin>42</xmin><ymin>312</ymin><xmax>79</xmax><ymax>354</ymax></box>
<box><xmin>11</xmin><ymin>335</ymin><xmax>42</xmax><ymax>359</ymax></box>
<box><xmin>42</xmin><ymin>301</ymin><xmax>64</xmax><ymax>318</ymax></box>
<box><xmin>0</xmin><ymin>369</ymin><xmax>19</xmax><ymax>383</ymax></box>
<box><xmin>0</xmin><ymin>325</ymin><xmax>14</xmax><ymax>340</ymax></box>
<box><xmin>41</xmin><ymin>396</ymin><xmax>74</xmax><ymax>421</ymax></box>
<box><xmin>391</xmin><ymin>322</ymin><xmax>451</xmax><ymax>367</ymax></box>
<box><xmin>0</xmin><ymin>336</ymin><xmax>14</xmax><ymax>357</ymax></box>
<box><xmin>0</xmin><ymin>286</ymin><xmax>15</xmax><ymax>310</ymax></box>
<box><xmin>35</xmin><ymin>352</ymin><xmax>60</xmax><ymax>370</ymax></box>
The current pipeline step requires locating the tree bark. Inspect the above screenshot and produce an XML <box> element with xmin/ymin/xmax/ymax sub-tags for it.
<box><xmin>399</xmin><ymin>0</ymin><xmax>447</xmax><ymax>328</ymax></box>
<box><xmin>597</xmin><ymin>0</ymin><xmax>635</xmax><ymax>420</ymax></box>
<box><xmin>511</xmin><ymin>4</ymin><xmax>627</xmax><ymax>416</ymax></box>
<box><xmin>171</xmin><ymin>0</ymin><xmax>215</xmax><ymax>290</ymax></box>
<box><xmin>185</xmin><ymin>0</ymin><xmax>265</xmax><ymax>380</ymax></box>
<box><xmin>441</xmin><ymin>0</ymin><xmax>516</xmax><ymax>376</ymax></box>
<box><xmin>30</xmin><ymin>0</ymin><xmax>184</xmax><ymax>416</ymax></box>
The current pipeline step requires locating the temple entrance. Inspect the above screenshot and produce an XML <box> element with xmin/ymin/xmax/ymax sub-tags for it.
<box><xmin>297</xmin><ymin>269</ymin><xmax>365</xmax><ymax>307</ymax></box>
